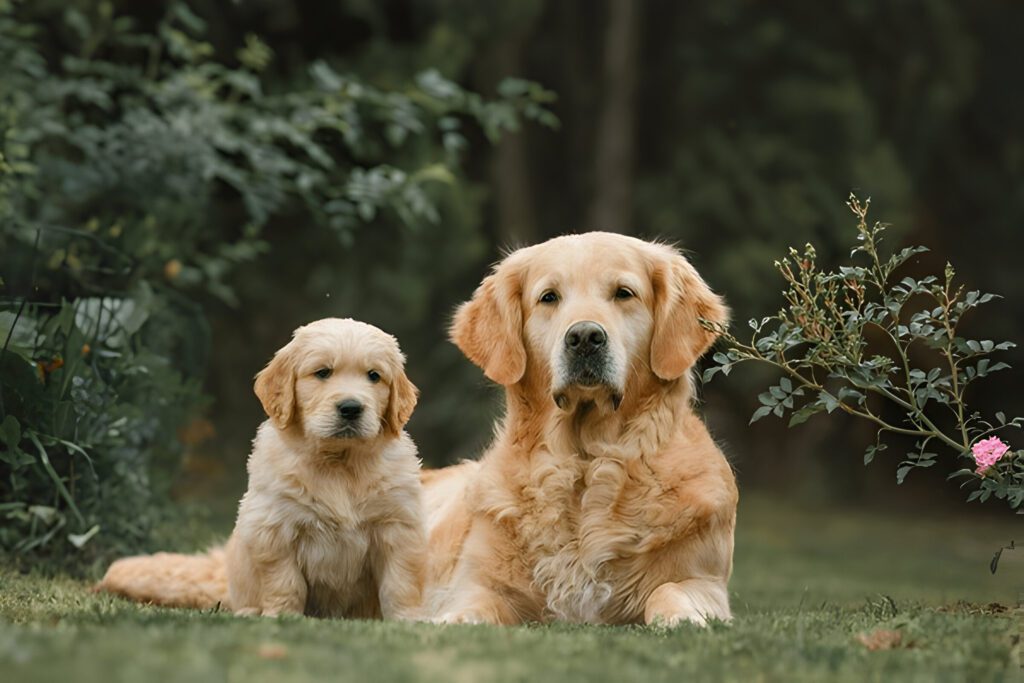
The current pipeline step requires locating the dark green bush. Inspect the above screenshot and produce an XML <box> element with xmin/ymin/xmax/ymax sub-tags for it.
<box><xmin>0</xmin><ymin>0</ymin><xmax>553</xmax><ymax>568</ymax></box>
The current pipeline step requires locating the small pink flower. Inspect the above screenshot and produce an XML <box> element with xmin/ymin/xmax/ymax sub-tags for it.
<box><xmin>972</xmin><ymin>436</ymin><xmax>1010</xmax><ymax>474</ymax></box>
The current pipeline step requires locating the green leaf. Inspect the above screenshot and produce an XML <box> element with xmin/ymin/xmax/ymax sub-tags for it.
<box><xmin>0</xmin><ymin>311</ymin><xmax>36</xmax><ymax>348</ymax></box>
<box><xmin>68</xmin><ymin>524</ymin><xmax>100</xmax><ymax>549</ymax></box>
<box><xmin>863</xmin><ymin>444</ymin><xmax>886</xmax><ymax>465</ymax></box>
<box><xmin>0</xmin><ymin>447</ymin><xmax>34</xmax><ymax>467</ymax></box>
<box><xmin>836</xmin><ymin>386</ymin><xmax>866</xmax><ymax>405</ymax></box>
<box><xmin>896</xmin><ymin>466</ymin><xmax>912</xmax><ymax>484</ymax></box>
<box><xmin>819</xmin><ymin>392</ymin><xmax>839</xmax><ymax>414</ymax></box>
<box><xmin>26</xmin><ymin>432</ymin><xmax>85</xmax><ymax>528</ymax></box>
<box><xmin>0</xmin><ymin>415</ymin><xmax>21</xmax><ymax>448</ymax></box>
<box><xmin>410</xmin><ymin>163</ymin><xmax>456</xmax><ymax>185</ymax></box>
<box><xmin>990</xmin><ymin>544</ymin><xmax>1012</xmax><ymax>574</ymax></box>
<box><xmin>28</xmin><ymin>505</ymin><xmax>58</xmax><ymax>524</ymax></box>
<box><xmin>749</xmin><ymin>406</ymin><xmax>773</xmax><ymax>424</ymax></box>
<box><xmin>788</xmin><ymin>403</ymin><xmax>821</xmax><ymax>427</ymax></box>
<box><xmin>56</xmin><ymin>438</ymin><xmax>97</xmax><ymax>480</ymax></box>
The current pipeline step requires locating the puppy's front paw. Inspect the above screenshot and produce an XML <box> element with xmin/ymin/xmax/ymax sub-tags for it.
<box><xmin>235</xmin><ymin>606</ymin><xmax>297</xmax><ymax>618</ymax></box>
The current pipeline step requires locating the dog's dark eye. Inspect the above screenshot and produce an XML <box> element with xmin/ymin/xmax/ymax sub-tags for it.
<box><xmin>314</xmin><ymin>368</ymin><xmax>332</xmax><ymax>380</ymax></box>
<box><xmin>539</xmin><ymin>290</ymin><xmax>559</xmax><ymax>304</ymax></box>
<box><xmin>367</xmin><ymin>370</ymin><xmax>381</xmax><ymax>383</ymax></box>
<box><xmin>614</xmin><ymin>287</ymin><xmax>635</xmax><ymax>300</ymax></box>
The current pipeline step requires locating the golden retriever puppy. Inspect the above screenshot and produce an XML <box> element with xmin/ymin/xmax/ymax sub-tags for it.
<box><xmin>97</xmin><ymin>318</ymin><xmax>425</xmax><ymax>620</ymax></box>
<box><xmin>421</xmin><ymin>232</ymin><xmax>738</xmax><ymax>627</ymax></box>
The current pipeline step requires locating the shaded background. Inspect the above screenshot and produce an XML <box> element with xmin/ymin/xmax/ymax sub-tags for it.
<box><xmin>122</xmin><ymin>0</ymin><xmax>1024</xmax><ymax>506</ymax></box>
<box><xmin>190</xmin><ymin>0</ymin><xmax>1024</xmax><ymax>510</ymax></box>
<box><xmin>3</xmin><ymin>0</ymin><xmax>1023</xmax><ymax>561</ymax></box>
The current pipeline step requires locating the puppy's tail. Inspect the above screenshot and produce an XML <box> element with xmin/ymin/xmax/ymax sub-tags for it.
<box><xmin>94</xmin><ymin>546</ymin><xmax>229</xmax><ymax>610</ymax></box>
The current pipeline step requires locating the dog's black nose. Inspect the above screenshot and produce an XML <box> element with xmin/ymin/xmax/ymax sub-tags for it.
<box><xmin>564</xmin><ymin>321</ymin><xmax>607</xmax><ymax>355</ymax></box>
<box><xmin>337</xmin><ymin>399</ymin><xmax>364</xmax><ymax>421</ymax></box>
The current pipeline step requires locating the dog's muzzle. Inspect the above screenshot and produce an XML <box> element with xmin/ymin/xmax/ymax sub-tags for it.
<box><xmin>554</xmin><ymin>321</ymin><xmax>621</xmax><ymax>410</ymax></box>
<box><xmin>562</xmin><ymin>320</ymin><xmax>611</xmax><ymax>387</ymax></box>
<box><xmin>332</xmin><ymin>399</ymin><xmax>366</xmax><ymax>438</ymax></box>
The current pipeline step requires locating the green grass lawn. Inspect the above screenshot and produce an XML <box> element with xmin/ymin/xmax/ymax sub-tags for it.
<box><xmin>1</xmin><ymin>495</ymin><xmax>1021</xmax><ymax>683</ymax></box>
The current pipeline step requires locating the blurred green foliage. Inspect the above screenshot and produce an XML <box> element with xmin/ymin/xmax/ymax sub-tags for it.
<box><xmin>0</xmin><ymin>0</ymin><xmax>553</xmax><ymax>566</ymax></box>
<box><xmin>2</xmin><ymin>0</ymin><xmax>1021</xmax><ymax>567</ymax></box>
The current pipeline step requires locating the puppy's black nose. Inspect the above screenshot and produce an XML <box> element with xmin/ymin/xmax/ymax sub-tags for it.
<box><xmin>564</xmin><ymin>321</ymin><xmax>607</xmax><ymax>355</ymax></box>
<box><xmin>336</xmin><ymin>399</ymin><xmax>364</xmax><ymax>421</ymax></box>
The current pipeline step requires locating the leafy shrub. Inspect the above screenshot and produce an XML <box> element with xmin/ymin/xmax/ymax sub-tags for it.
<box><xmin>704</xmin><ymin>195</ymin><xmax>1023</xmax><ymax>511</ymax></box>
<box><xmin>0</xmin><ymin>0</ymin><xmax>554</xmax><ymax>567</ymax></box>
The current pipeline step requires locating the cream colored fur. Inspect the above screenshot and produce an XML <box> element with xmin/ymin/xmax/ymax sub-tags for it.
<box><xmin>96</xmin><ymin>318</ymin><xmax>426</xmax><ymax>620</ymax></box>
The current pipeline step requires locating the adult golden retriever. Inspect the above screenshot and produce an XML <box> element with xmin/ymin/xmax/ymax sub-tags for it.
<box><xmin>97</xmin><ymin>318</ymin><xmax>425</xmax><ymax>619</ymax></box>
<box><xmin>420</xmin><ymin>232</ymin><xmax>737</xmax><ymax>626</ymax></box>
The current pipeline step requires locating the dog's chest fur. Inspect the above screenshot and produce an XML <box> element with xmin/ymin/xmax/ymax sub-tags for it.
<box><xmin>292</xmin><ymin>486</ymin><xmax>373</xmax><ymax>615</ymax></box>
<box><xmin>502</xmin><ymin>449</ymin><xmax>680</xmax><ymax>624</ymax></box>
<box><xmin>274</xmin><ymin>471</ymin><xmax>393</xmax><ymax>617</ymax></box>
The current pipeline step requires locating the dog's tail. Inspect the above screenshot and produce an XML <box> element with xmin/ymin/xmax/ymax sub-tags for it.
<box><xmin>94</xmin><ymin>546</ymin><xmax>229</xmax><ymax>610</ymax></box>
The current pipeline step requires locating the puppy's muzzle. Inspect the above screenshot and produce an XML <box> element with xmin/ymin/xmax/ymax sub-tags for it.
<box><xmin>333</xmin><ymin>399</ymin><xmax>365</xmax><ymax>437</ymax></box>
<box><xmin>337</xmin><ymin>399</ymin><xmax>364</xmax><ymax>421</ymax></box>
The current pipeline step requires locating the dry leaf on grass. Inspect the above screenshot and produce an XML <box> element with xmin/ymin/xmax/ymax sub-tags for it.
<box><xmin>856</xmin><ymin>629</ymin><xmax>904</xmax><ymax>651</ymax></box>
<box><xmin>257</xmin><ymin>642</ymin><xmax>289</xmax><ymax>660</ymax></box>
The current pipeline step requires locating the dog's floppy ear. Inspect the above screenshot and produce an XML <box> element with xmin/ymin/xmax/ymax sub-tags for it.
<box><xmin>649</xmin><ymin>249</ymin><xmax>730</xmax><ymax>381</ymax></box>
<box><xmin>450</xmin><ymin>259</ymin><xmax>527</xmax><ymax>385</ymax></box>
<box><xmin>254</xmin><ymin>342</ymin><xmax>297</xmax><ymax>429</ymax></box>
<box><xmin>385</xmin><ymin>366</ymin><xmax>419</xmax><ymax>436</ymax></box>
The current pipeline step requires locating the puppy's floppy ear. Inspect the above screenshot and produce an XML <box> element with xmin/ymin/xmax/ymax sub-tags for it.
<box><xmin>385</xmin><ymin>366</ymin><xmax>419</xmax><ymax>436</ymax></box>
<box><xmin>450</xmin><ymin>259</ymin><xmax>527</xmax><ymax>385</ymax></box>
<box><xmin>649</xmin><ymin>249</ymin><xmax>730</xmax><ymax>381</ymax></box>
<box><xmin>254</xmin><ymin>342</ymin><xmax>297</xmax><ymax>429</ymax></box>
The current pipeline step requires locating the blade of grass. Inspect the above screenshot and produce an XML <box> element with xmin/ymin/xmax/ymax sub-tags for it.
<box><xmin>26</xmin><ymin>431</ymin><xmax>85</xmax><ymax>527</ymax></box>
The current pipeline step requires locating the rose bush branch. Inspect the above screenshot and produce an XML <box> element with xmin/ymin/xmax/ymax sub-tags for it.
<box><xmin>702</xmin><ymin>194</ymin><xmax>1024</xmax><ymax>511</ymax></box>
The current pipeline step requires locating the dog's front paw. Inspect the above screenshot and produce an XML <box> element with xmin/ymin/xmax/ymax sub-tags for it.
<box><xmin>234</xmin><ymin>606</ymin><xmax>293</xmax><ymax>618</ymax></box>
<box><xmin>647</xmin><ymin>610</ymin><xmax>708</xmax><ymax>629</ymax></box>
<box><xmin>432</xmin><ymin>611</ymin><xmax>486</xmax><ymax>625</ymax></box>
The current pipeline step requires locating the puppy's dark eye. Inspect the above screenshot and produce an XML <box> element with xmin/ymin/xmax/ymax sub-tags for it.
<box><xmin>614</xmin><ymin>287</ymin><xmax>635</xmax><ymax>300</ymax></box>
<box><xmin>314</xmin><ymin>368</ymin><xmax>332</xmax><ymax>380</ymax></box>
<box><xmin>539</xmin><ymin>290</ymin><xmax>559</xmax><ymax>304</ymax></box>
<box><xmin>367</xmin><ymin>370</ymin><xmax>381</xmax><ymax>383</ymax></box>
